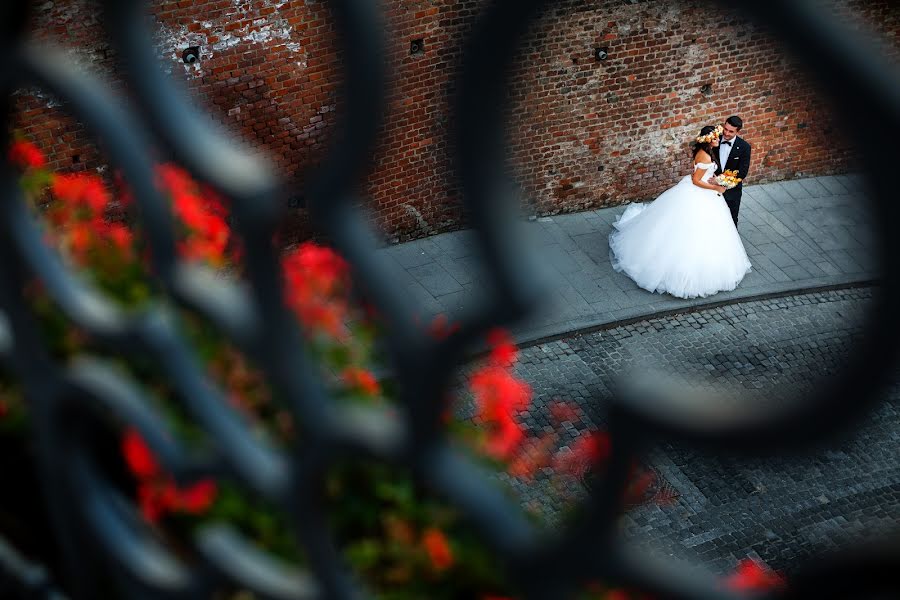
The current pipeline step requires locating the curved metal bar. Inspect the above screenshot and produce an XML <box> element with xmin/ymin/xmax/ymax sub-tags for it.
<box><xmin>0</xmin><ymin>0</ymin><xmax>898</xmax><ymax>598</ymax></box>
<box><xmin>70</xmin><ymin>450</ymin><xmax>202</xmax><ymax>597</ymax></box>
<box><xmin>66</xmin><ymin>359</ymin><xmax>212</xmax><ymax>482</ymax></box>
<box><xmin>196</xmin><ymin>526</ymin><xmax>321</xmax><ymax>600</ymax></box>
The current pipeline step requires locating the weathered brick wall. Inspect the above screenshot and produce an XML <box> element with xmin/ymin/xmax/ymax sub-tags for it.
<box><xmin>9</xmin><ymin>0</ymin><xmax>898</xmax><ymax>242</ymax></box>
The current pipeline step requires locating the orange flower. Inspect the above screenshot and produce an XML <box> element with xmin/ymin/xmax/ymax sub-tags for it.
<box><xmin>342</xmin><ymin>366</ymin><xmax>381</xmax><ymax>396</ymax></box>
<box><xmin>8</xmin><ymin>140</ymin><xmax>46</xmax><ymax>170</ymax></box>
<box><xmin>422</xmin><ymin>527</ymin><xmax>454</xmax><ymax>572</ymax></box>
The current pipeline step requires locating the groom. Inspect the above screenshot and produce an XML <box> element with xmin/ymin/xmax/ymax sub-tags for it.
<box><xmin>715</xmin><ymin>115</ymin><xmax>751</xmax><ymax>227</ymax></box>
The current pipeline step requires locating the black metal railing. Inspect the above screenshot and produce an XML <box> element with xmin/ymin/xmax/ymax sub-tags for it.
<box><xmin>1</xmin><ymin>0</ymin><xmax>899</xmax><ymax>598</ymax></box>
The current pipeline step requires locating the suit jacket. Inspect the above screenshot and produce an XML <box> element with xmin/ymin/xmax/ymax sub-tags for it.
<box><xmin>714</xmin><ymin>136</ymin><xmax>751</xmax><ymax>191</ymax></box>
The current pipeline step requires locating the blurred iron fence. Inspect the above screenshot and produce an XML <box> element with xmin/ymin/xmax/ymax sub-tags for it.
<box><xmin>0</xmin><ymin>0</ymin><xmax>898</xmax><ymax>598</ymax></box>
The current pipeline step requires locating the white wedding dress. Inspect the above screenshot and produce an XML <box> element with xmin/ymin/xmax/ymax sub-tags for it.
<box><xmin>609</xmin><ymin>161</ymin><xmax>751</xmax><ymax>299</ymax></box>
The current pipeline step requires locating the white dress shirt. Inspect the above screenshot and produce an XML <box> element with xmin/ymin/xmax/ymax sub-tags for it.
<box><xmin>719</xmin><ymin>136</ymin><xmax>737</xmax><ymax>168</ymax></box>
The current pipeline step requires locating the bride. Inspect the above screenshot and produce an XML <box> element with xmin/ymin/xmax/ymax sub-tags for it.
<box><xmin>608</xmin><ymin>125</ymin><xmax>752</xmax><ymax>299</ymax></box>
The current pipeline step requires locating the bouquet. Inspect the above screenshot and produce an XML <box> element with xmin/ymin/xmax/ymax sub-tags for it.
<box><xmin>713</xmin><ymin>169</ymin><xmax>742</xmax><ymax>190</ymax></box>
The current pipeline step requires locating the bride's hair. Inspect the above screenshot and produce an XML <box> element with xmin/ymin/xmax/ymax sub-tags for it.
<box><xmin>691</xmin><ymin>125</ymin><xmax>718</xmax><ymax>159</ymax></box>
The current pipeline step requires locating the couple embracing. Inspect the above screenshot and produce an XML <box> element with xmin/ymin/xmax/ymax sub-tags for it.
<box><xmin>609</xmin><ymin>116</ymin><xmax>753</xmax><ymax>299</ymax></box>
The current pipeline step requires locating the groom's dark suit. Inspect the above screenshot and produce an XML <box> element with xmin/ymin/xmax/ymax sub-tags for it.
<box><xmin>714</xmin><ymin>136</ymin><xmax>751</xmax><ymax>226</ymax></box>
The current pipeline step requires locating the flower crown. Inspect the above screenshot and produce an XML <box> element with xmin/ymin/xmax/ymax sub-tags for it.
<box><xmin>696</xmin><ymin>125</ymin><xmax>723</xmax><ymax>145</ymax></box>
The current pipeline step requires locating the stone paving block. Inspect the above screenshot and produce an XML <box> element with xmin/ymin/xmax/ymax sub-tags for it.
<box><xmin>430</xmin><ymin>229</ymin><xmax>478</xmax><ymax>259</ymax></box>
<box><xmin>798</xmin><ymin>178</ymin><xmax>832</xmax><ymax>198</ymax></box>
<box><xmin>564</xmin><ymin>270</ymin><xmax>607</xmax><ymax>300</ymax></box>
<box><xmin>781</xmin><ymin>180</ymin><xmax>813</xmax><ymax>200</ymax></box>
<box><xmin>540</xmin><ymin>220</ymin><xmax>580</xmax><ymax>251</ymax></box>
<box><xmin>825</xmin><ymin>249</ymin><xmax>865</xmax><ymax>274</ymax></box>
<box><xmin>407</xmin><ymin>261</ymin><xmax>464</xmax><ymax>297</ymax></box>
<box><xmin>844</xmin><ymin>246</ymin><xmax>879</xmax><ymax>273</ymax></box>
<box><xmin>796</xmin><ymin>259</ymin><xmax>827</xmax><ymax>278</ymax></box>
<box><xmin>387</xmin><ymin>241</ymin><xmax>435</xmax><ymax>268</ymax></box>
<box><xmin>557</xmin><ymin>282</ymin><xmax>600</xmax><ymax>317</ymax></box>
<box><xmin>780</xmin><ymin>264</ymin><xmax>813</xmax><ymax>281</ymax></box>
<box><xmin>818</xmin><ymin>175</ymin><xmax>849</xmax><ymax>195</ymax></box>
<box><xmin>543</xmin><ymin>243</ymin><xmax>583</xmax><ymax>275</ymax></box>
<box><xmin>757</xmin><ymin>182</ymin><xmax>793</xmax><ymax>203</ymax></box>
<box><xmin>403</xmin><ymin>280</ymin><xmax>445</xmax><ymax>318</ymax></box>
<box><xmin>573</xmin><ymin>231</ymin><xmax>611</xmax><ymax>266</ymax></box>
<box><xmin>436</xmin><ymin>286</ymin><xmax>486</xmax><ymax>316</ymax></box>
<box><xmin>755</xmin><ymin>243</ymin><xmax>796</xmax><ymax>269</ymax></box>
<box><xmin>752</xmin><ymin>255</ymin><xmax>791</xmax><ymax>282</ymax></box>
<box><xmin>556</xmin><ymin>212</ymin><xmax>597</xmax><ymax>237</ymax></box>
<box><xmin>758</xmin><ymin>211</ymin><xmax>795</xmax><ymax>237</ymax></box>
<box><xmin>435</xmin><ymin>254</ymin><xmax>482</xmax><ymax>286</ymax></box>
<box><xmin>520</xmin><ymin>221</ymin><xmax>557</xmax><ymax>247</ymax></box>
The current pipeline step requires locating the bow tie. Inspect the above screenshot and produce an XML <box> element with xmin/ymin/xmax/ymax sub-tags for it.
<box><xmin>721</xmin><ymin>140</ymin><xmax>732</xmax><ymax>146</ymax></box>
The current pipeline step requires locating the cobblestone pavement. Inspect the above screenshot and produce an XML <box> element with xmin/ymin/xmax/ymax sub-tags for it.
<box><xmin>460</xmin><ymin>286</ymin><xmax>900</xmax><ymax>578</ymax></box>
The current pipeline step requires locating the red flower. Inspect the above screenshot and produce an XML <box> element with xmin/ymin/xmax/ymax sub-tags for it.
<box><xmin>470</xmin><ymin>366</ymin><xmax>530</xmax><ymax>420</ymax></box>
<box><xmin>156</xmin><ymin>164</ymin><xmax>230</xmax><ymax>266</ymax></box>
<box><xmin>342</xmin><ymin>366</ymin><xmax>381</xmax><ymax>396</ymax></box>
<box><xmin>8</xmin><ymin>140</ymin><xmax>46</xmax><ymax>170</ymax></box>
<box><xmin>175</xmin><ymin>479</ymin><xmax>217</xmax><ymax>513</ymax></box>
<box><xmin>52</xmin><ymin>173</ymin><xmax>109</xmax><ymax>216</ymax></box>
<box><xmin>282</xmin><ymin>242</ymin><xmax>351</xmax><ymax>338</ymax></box>
<box><xmin>121</xmin><ymin>428</ymin><xmax>217</xmax><ymax>523</ymax></box>
<box><xmin>469</xmin><ymin>365</ymin><xmax>531</xmax><ymax>459</ymax></box>
<box><xmin>122</xmin><ymin>427</ymin><xmax>159</xmax><ymax>479</ymax></box>
<box><xmin>486</xmin><ymin>327</ymin><xmax>517</xmax><ymax>366</ymax></box>
<box><xmin>724</xmin><ymin>558</ymin><xmax>785</xmax><ymax>591</ymax></box>
<box><xmin>103</xmin><ymin>222</ymin><xmax>133</xmax><ymax>253</ymax></box>
<box><xmin>422</xmin><ymin>528</ymin><xmax>454</xmax><ymax>572</ymax></box>
<box><xmin>68</xmin><ymin>222</ymin><xmax>94</xmax><ymax>261</ymax></box>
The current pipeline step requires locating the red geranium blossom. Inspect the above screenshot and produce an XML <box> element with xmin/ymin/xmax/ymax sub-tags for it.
<box><xmin>156</xmin><ymin>164</ymin><xmax>230</xmax><ymax>266</ymax></box>
<box><xmin>282</xmin><ymin>242</ymin><xmax>351</xmax><ymax>338</ymax></box>
<box><xmin>342</xmin><ymin>366</ymin><xmax>381</xmax><ymax>396</ymax></box>
<box><xmin>469</xmin><ymin>365</ymin><xmax>531</xmax><ymax>460</ymax></box>
<box><xmin>422</xmin><ymin>527</ymin><xmax>454</xmax><ymax>572</ymax></box>
<box><xmin>724</xmin><ymin>558</ymin><xmax>785</xmax><ymax>591</ymax></box>
<box><xmin>486</xmin><ymin>327</ymin><xmax>517</xmax><ymax>366</ymax></box>
<box><xmin>120</xmin><ymin>428</ymin><xmax>217</xmax><ymax>523</ymax></box>
<box><xmin>8</xmin><ymin>140</ymin><xmax>46</xmax><ymax>170</ymax></box>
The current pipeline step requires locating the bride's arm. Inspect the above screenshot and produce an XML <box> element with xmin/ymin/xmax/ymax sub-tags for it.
<box><xmin>691</xmin><ymin>153</ymin><xmax>727</xmax><ymax>193</ymax></box>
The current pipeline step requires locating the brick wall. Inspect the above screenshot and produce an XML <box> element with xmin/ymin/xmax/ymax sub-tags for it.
<box><xmin>9</xmin><ymin>0</ymin><xmax>899</xmax><ymax>243</ymax></box>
